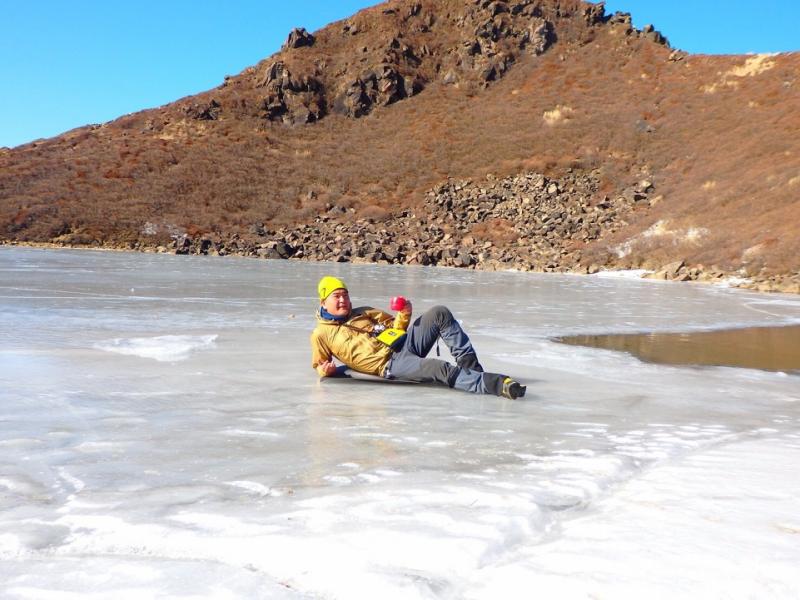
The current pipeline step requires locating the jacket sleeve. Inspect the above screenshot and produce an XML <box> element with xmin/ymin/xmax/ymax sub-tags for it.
<box><xmin>310</xmin><ymin>329</ymin><xmax>332</xmax><ymax>375</ymax></box>
<box><xmin>363</xmin><ymin>308</ymin><xmax>396</xmax><ymax>328</ymax></box>
<box><xmin>393</xmin><ymin>309</ymin><xmax>411</xmax><ymax>331</ymax></box>
<box><xmin>362</xmin><ymin>307</ymin><xmax>411</xmax><ymax>331</ymax></box>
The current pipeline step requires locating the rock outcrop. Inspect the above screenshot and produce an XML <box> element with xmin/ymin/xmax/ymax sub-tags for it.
<box><xmin>248</xmin><ymin>0</ymin><xmax>574</xmax><ymax>121</ymax></box>
<box><xmin>332</xmin><ymin>65</ymin><xmax>417</xmax><ymax>117</ymax></box>
<box><xmin>283</xmin><ymin>27</ymin><xmax>315</xmax><ymax>50</ymax></box>
<box><xmin>185</xmin><ymin>99</ymin><xmax>221</xmax><ymax>121</ymax></box>
<box><xmin>256</xmin><ymin>61</ymin><xmax>325</xmax><ymax>124</ymax></box>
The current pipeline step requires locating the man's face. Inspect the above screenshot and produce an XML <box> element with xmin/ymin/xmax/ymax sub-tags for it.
<box><xmin>322</xmin><ymin>289</ymin><xmax>351</xmax><ymax>318</ymax></box>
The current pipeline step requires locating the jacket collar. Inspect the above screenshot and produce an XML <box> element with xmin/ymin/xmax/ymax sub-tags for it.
<box><xmin>318</xmin><ymin>306</ymin><xmax>350</xmax><ymax>323</ymax></box>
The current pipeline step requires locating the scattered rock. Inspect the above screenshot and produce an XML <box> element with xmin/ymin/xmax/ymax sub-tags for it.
<box><xmin>668</xmin><ymin>50</ymin><xmax>687</xmax><ymax>62</ymax></box>
<box><xmin>173</xmin><ymin>170</ymin><xmax>652</xmax><ymax>274</ymax></box>
<box><xmin>442</xmin><ymin>69</ymin><xmax>459</xmax><ymax>85</ymax></box>
<box><xmin>740</xmin><ymin>272</ymin><xmax>800</xmax><ymax>295</ymax></box>
<box><xmin>608</xmin><ymin>12</ymin><xmax>632</xmax><ymax>25</ymax></box>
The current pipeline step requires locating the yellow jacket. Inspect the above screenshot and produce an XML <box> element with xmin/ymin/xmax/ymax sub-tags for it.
<box><xmin>311</xmin><ymin>307</ymin><xmax>411</xmax><ymax>377</ymax></box>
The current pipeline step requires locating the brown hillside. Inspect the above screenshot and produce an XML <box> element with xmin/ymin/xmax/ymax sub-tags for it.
<box><xmin>1</xmin><ymin>0</ymin><xmax>798</xmax><ymax>284</ymax></box>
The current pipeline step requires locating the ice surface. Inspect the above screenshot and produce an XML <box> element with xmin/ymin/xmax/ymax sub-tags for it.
<box><xmin>1</xmin><ymin>247</ymin><xmax>799</xmax><ymax>599</ymax></box>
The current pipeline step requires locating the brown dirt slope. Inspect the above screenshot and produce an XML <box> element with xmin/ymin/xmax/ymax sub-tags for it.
<box><xmin>1</xmin><ymin>0</ymin><xmax>798</xmax><ymax>281</ymax></box>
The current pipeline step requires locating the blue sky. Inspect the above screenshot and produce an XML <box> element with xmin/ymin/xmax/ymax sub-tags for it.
<box><xmin>1</xmin><ymin>1</ymin><xmax>797</xmax><ymax>148</ymax></box>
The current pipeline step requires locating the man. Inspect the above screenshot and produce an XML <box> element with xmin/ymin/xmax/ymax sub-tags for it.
<box><xmin>310</xmin><ymin>276</ymin><xmax>526</xmax><ymax>399</ymax></box>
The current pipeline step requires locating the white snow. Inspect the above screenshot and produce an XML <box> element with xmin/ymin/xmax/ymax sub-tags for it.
<box><xmin>94</xmin><ymin>334</ymin><xmax>218</xmax><ymax>362</ymax></box>
<box><xmin>1</xmin><ymin>247</ymin><xmax>799</xmax><ymax>599</ymax></box>
<box><xmin>591</xmin><ymin>268</ymin><xmax>651</xmax><ymax>279</ymax></box>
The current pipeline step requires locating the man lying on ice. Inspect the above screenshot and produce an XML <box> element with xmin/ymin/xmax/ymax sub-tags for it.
<box><xmin>310</xmin><ymin>276</ymin><xmax>526</xmax><ymax>399</ymax></box>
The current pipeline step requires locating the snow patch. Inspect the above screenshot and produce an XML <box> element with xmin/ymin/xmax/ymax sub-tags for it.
<box><xmin>94</xmin><ymin>334</ymin><xmax>217</xmax><ymax>362</ymax></box>
<box><xmin>591</xmin><ymin>269</ymin><xmax>651</xmax><ymax>279</ymax></box>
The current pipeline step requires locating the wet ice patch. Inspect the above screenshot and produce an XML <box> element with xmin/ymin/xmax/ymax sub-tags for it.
<box><xmin>221</xmin><ymin>428</ymin><xmax>282</xmax><ymax>438</ymax></box>
<box><xmin>94</xmin><ymin>334</ymin><xmax>217</xmax><ymax>362</ymax></box>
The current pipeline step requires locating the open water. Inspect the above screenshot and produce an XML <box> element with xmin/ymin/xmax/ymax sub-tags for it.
<box><xmin>1</xmin><ymin>247</ymin><xmax>799</xmax><ymax>599</ymax></box>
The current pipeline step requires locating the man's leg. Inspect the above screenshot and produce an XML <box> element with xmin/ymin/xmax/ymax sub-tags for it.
<box><xmin>385</xmin><ymin>349</ymin><xmax>459</xmax><ymax>388</ymax></box>
<box><xmin>386</xmin><ymin>348</ymin><xmax>523</xmax><ymax>396</ymax></box>
<box><xmin>405</xmin><ymin>306</ymin><xmax>484</xmax><ymax>371</ymax></box>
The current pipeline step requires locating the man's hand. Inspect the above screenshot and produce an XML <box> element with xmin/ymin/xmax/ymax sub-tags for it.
<box><xmin>318</xmin><ymin>360</ymin><xmax>338</xmax><ymax>377</ymax></box>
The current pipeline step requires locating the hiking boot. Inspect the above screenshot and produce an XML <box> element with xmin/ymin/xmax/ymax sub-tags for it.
<box><xmin>483</xmin><ymin>373</ymin><xmax>526</xmax><ymax>399</ymax></box>
<box><xmin>457</xmin><ymin>353</ymin><xmax>483</xmax><ymax>372</ymax></box>
<box><xmin>500</xmin><ymin>377</ymin><xmax>526</xmax><ymax>399</ymax></box>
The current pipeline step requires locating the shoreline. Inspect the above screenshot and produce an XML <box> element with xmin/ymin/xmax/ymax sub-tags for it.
<box><xmin>2</xmin><ymin>239</ymin><xmax>799</xmax><ymax>296</ymax></box>
<box><xmin>4</xmin><ymin>171</ymin><xmax>798</xmax><ymax>296</ymax></box>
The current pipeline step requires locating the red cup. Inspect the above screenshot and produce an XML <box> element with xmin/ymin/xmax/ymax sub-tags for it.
<box><xmin>390</xmin><ymin>296</ymin><xmax>407</xmax><ymax>311</ymax></box>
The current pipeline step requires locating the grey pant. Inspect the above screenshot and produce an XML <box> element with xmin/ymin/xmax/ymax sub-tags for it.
<box><xmin>384</xmin><ymin>306</ymin><xmax>492</xmax><ymax>394</ymax></box>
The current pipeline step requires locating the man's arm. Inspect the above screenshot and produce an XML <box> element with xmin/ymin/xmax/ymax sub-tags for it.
<box><xmin>364</xmin><ymin>308</ymin><xmax>399</xmax><ymax>328</ymax></box>
<box><xmin>311</xmin><ymin>330</ymin><xmax>336</xmax><ymax>376</ymax></box>
<box><xmin>393</xmin><ymin>300</ymin><xmax>412</xmax><ymax>330</ymax></box>
<box><xmin>362</xmin><ymin>305</ymin><xmax>412</xmax><ymax>331</ymax></box>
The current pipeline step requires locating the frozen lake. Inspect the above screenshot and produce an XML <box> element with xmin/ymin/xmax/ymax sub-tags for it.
<box><xmin>1</xmin><ymin>247</ymin><xmax>799</xmax><ymax>599</ymax></box>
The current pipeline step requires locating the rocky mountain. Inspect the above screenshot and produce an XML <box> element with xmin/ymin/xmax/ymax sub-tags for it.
<box><xmin>1</xmin><ymin>0</ymin><xmax>798</xmax><ymax>291</ymax></box>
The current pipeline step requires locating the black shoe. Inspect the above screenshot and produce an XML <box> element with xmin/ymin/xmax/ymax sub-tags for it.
<box><xmin>500</xmin><ymin>377</ymin><xmax>526</xmax><ymax>399</ymax></box>
<box><xmin>483</xmin><ymin>373</ymin><xmax>525</xmax><ymax>399</ymax></box>
<box><xmin>457</xmin><ymin>353</ymin><xmax>483</xmax><ymax>372</ymax></box>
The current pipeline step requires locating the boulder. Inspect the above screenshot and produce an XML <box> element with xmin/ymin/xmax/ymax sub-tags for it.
<box><xmin>663</xmin><ymin>260</ymin><xmax>685</xmax><ymax>278</ymax></box>
<box><xmin>275</xmin><ymin>242</ymin><xmax>295</xmax><ymax>258</ymax></box>
<box><xmin>453</xmin><ymin>251</ymin><xmax>475</xmax><ymax>268</ymax></box>
<box><xmin>608</xmin><ymin>12</ymin><xmax>632</xmax><ymax>25</ymax></box>
<box><xmin>406</xmin><ymin>2</ymin><xmax>422</xmax><ymax>19</ymax></box>
<box><xmin>643</xmin><ymin>28</ymin><xmax>669</xmax><ymax>46</ymax></box>
<box><xmin>524</xmin><ymin>20</ymin><xmax>553</xmax><ymax>55</ymax></box>
<box><xmin>582</xmin><ymin>2</ymin><xmax>606</xmax><ymax>25</ymax></box>
<box><xmin>442</xmin><ymin>69</ymin><xmax>459</xmax><ymax>85</ymax></box>
<box><xmin>283</xmin><ymin>28</ymin><xmax>315</xmax><ymax>50</ymax></box>
<box><xmin>185</xmin><ymin>99</ymin><xmax>221</xmax><ymax>121</ymax></box>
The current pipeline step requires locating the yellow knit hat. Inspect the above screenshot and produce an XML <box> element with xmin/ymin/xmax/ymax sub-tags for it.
<box><xmin>318</xmin><ymin>276</ymin><xmax>348</xmax><ymax>301</ymax></box>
